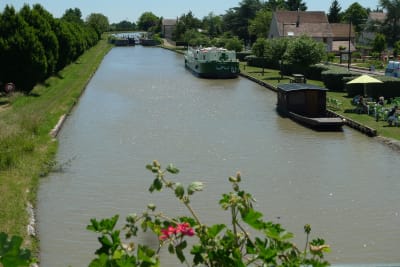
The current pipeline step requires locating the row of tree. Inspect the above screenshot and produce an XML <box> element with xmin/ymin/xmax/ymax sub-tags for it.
<box><xmin>2</xmin><ymin>0</ymin><xmax>400</xmax><ymax>91</ymax></box>
<box><xmin>0</xmin><ymin>5</ymin><xmax>109</xmax><ymax>92</ymax></box>
<box><xmin>134</xmin><ymin>0</ymin><xmax>398</xmax><ymax>51</ymax></box>
<box><xmin>327</xmin><ymin>0</ymin><xmax>400</xmax><ymax>47</ymax></box>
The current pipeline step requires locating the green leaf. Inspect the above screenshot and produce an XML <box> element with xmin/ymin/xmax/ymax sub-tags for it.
<box><xmin>187</xmin><ymin>181</ymin><xmax>204</xmax><ymax>195</ymax></box>
<box><xmin>88</xmin><ymin>253</ymin><xmax>109</xmax><ymax>267</ymax></box>
<box><xmin>115</xmin><ymin>254</ymin><xmax>137</xmax><ymax>267</ymax></box>
<box><xmin>137</xmin><ymin>245</ymin><xmax>157</xmax><ymax>265</ymax></box>
<box><xmin>175</xmin><ymin>241</ymin><xmax>187</xmax><ymax>263</ymax></box>
<box><xmin>280</xmin><ymin>231</ymin><xmax>294</xmax><ymax>240</ymax></box>
<box><xmin>168</xmin><ymin>243</ymin><xmax>175</xmax><ymax>254</ymax></box>
<box><xmin>242</xmin><ymin>209</ymin><xmax>265</xmax><ymax>230</ymax></box>
<box><xmin>174</xmin><ymin>183</ymin><xmax>185</xmax><ymax>199</ymax></box>
<box><xmin>149</xmin><ymin>178</ymin><xmax>163</xmax><ymax>192</ymax></box>
<box><xmin>145</xmin><ymin>164</ymin><xmax>153</xmax><ymax>171</ymax></box>
<box><xmin>207</xmin><ymin>224</ymin><xmax>226</xmax><ymax>238</ymax></box>
<box><xmin>166</xmin><ymin>164</ymin><xmax>180</xmax><ymax>174</ymax></box>
<box><xmin>0</xmin><ymin>233</ymin><xmax>31</xmax><ymax>267</ymax></box>
<box><xmin>99</xmin><ymin>235</ymin><xmax>113</xmax><ymax>247</ymax></box>
<box><xmin>113</xmin><ymin>249</ymin><xmax>124</xmax><ymax>260</ymax></box>
<box><xmin>87</xmin><ymin>218</ymin><xmax>100</xmax><ymax>232</ymax></box>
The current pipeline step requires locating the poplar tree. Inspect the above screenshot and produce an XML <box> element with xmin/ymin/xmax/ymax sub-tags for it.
<box><xmin>19</xmin><ymin>4</ymin><xmax>59</xmax><ymax>77</ymax></box>
<box><xmin>284</xmin><ymin>0</ymin><xmax>307</xmax><ymax>11</ymax></box>
<box><xmin>0</xmin><ymin>5</ymin><xmax>46</xmax><ymax>92</ymax></box>
<box><xmin>328</xmin><ymin>0</ymin><xmax>342</xmax><ymax>23</ymax></box>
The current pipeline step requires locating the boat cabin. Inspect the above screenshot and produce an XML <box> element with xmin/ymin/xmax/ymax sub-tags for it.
<box><xmin>194</xmin><ymin>47</ymin><xmax>237</xmax><ymax>62</ymax></box>
<box><xmin>277</xmin><ymin>83</ymin><xmax>328</xmax><ymax>117</ymax></box>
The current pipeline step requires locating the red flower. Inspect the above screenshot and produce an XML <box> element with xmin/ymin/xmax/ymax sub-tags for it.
<box><xmin>159</xmin><ymin>223</ymin><xmax>195</xmax><ymax>241</ymax></box>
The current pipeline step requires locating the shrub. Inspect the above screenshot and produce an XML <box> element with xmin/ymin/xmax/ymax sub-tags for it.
<box><xmin>321</xmin><ymin>67</ymin><xmax>358</xmax><ymax>91</ymax></box>
<box><xmin>87</xmin><ymin>161</ymin><xmax>330</xmax><ymax>267</ymax></box>
<box><xmin>345</xmin><ymin>75</ymin><xmax>400</xmax><ymax>98</ymax></box>
<box><xmin>0</xmin><ymin>232</ymin><xmax>33</xmax><ymax>267</ymax></box>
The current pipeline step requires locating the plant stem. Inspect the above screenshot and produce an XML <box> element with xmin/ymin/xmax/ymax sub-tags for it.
<box><xmin>231</xmin><ymin>206</ymin><xmax>238</xmax><ymax>247</ymax></box>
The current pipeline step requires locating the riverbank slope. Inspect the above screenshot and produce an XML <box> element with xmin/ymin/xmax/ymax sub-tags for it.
<box><xmin>0</xmin><ymin>38</ymin><xmax>113</xmax><ymax>250</ymax></box>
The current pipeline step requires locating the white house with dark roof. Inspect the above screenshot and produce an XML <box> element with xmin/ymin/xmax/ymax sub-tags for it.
<box><xmin>268</xmin><ymin>11</ymin><xmax>354</xmax><ymax>53</ymax></box>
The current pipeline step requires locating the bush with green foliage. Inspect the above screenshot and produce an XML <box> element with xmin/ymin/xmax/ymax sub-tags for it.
<box><xmin>284</xmin><ymin>35</ymin><xmax>326</xmax><ymax>72</ymax></box>
<box><xmin>0</xmin><ymin>4</ymin><xmax>100</xmax><ymax>92</ymax></box>
<box><xmin>0</xmin><ymin>232</ymin><xmax>34</xmax><ymax>267</ymax></box>
<box><xmin>321</xmin><ymin>66</ymin><xmax>358</xmax><ymax>91</ymax></box>
<box><xmin>344</xmin><ymin>75</ymin><xmax>400</xmax><ymax>98</ymax></box>
<box><xmin>87</xmin><ymin>161</ymin><xmax>330</xmax><ymax>267</ymax></box>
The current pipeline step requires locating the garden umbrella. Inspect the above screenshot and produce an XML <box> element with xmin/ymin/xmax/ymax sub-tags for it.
<box><xmin>346</xmin><ymin>74</ymin><xmax>383</xmax><ymax>97</ymax></box>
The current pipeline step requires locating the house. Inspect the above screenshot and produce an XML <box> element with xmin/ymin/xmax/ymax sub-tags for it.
<box><xmin>268</xmin><ymin>11</ymin><xmax>333</xmax><ymax>51</ymax></box>
<box><xmin>330</xmin><ymin>23</ymin><xmax>356</xmax><ymax>54</ymax></box>
<box><xmin>161</xmin><ymin>18</ymin><xmax>177</xmax><ymax>40</ymax></box>
<box><xmin>268</xmin><ymin>11</ymin><xmax>354</xmax><ymax>53</ymax></box>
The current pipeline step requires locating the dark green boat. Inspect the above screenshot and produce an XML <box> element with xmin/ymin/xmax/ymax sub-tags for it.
<box><xmin>184</xmin><ymin>47</ymin><xmax>240</xmax><ymax>78</ymax></box>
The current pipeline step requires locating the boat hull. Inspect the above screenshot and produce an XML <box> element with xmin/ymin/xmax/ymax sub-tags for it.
<box><xmin>288</xmin><ymin>110</ymin><xmax>344</xmax><ymax>130</ymax></box>
<box><xmin>185</xmin><ymin>59</ymin><xmax>239</xmax><ymax>78</ymax></box>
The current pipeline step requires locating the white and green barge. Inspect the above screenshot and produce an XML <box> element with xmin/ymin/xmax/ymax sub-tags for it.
<box><xmin>184</xmin><ymin>47</ymin><xmax>240</xmax><ymax>78</ymax></box>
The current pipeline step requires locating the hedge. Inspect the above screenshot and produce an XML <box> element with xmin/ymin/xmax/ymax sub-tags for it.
<box><xmin>344</xmin><ymin>75</ymin><xmax>400</xmax><ymax>98</ymax></box>
<box><xmin>321</xmin><ymin>67</ymin><xmax>359</xmax><ymax>91</ymax></box>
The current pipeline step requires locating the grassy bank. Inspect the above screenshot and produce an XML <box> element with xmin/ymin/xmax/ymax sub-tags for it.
<box><xmin>0</xmin><ymin>37</ymin><xmax>113</xmax><ymax>249</ymax></box>
<box><xmin>239</xmin><ymin>63</ymin><xmax>400</xmax><ymax>141</ymax></box>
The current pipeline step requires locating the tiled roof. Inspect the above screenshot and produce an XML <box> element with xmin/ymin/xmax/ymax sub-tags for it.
<box><xmin>162</xmin><ymin>19</ymin><xmax>177</xmax><ymax>26</ymax></box>
<box><xmin>275</xmin><ymin>11</ymin><xmax>328</xmax><ymax>24</ymax></box>
<box><xmin>330</xmin><ymin>23</ymin><xmax>355</xmax><ymax>38</ymax></box>
<box><xmin>368</xmin><ymin>12</ymin><xmax>386</xmax><ymax>22</ymax></box>
<box><xmin>282</xmin><ymin>22</ymin><xmax>333</xmax><ymax>38</ymax></box>
<box><xmin>275</xmin><ymin>11</ymin><xmax>332</xmax><ymax>38</ymax></box>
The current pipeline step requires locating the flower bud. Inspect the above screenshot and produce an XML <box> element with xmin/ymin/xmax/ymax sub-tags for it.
<box><xmin>236</xmin><ymin>171</ymin><xmax>241</xmax><ymax>182</ymax></box>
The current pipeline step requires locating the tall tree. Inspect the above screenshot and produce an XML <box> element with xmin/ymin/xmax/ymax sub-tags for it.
<box><xmin>372</xmin><ymin>32</ymin><xmax>387</xmax><ymax>57</ymax></box>
<box><xmin>328</xmin><ymin>0</ymin><xmax>342</xmax><ymax>23</ymax></box>
<box><xmin>86</xmin><ymin>13</ymin><xmax>109</xmax><ymax>38</ymax></box>
<box><xmin>222</xmin><ymin>0</ymin><xmax>263</xmax><ymax>44</ymax></box>
<box><xmin>202</xmin><ymin>13</ymin><xmax>223</xmax><ymax>38</ymax></box>
<box><xmin>110</xmin><ymin>20</ymin><xmax>136</xmax><ymax>31</ymax></box>
<box><xmin>19</xmin><ymin>4</ymin><xmax>59</xmax><ymax>77</ymax></box>
<box><xmin>285</xmin><ymin>0</ymin><xmax>307</xmax><ymax>11</ymax></box>
<box><xmin>173</xmin><ymin>11</ymin><xmax>202</xmax><ymax>42</ymax></box>
<box><xmin>248</xmin><ymin>8</ymin><xmax>272</xmax><ymax>38</ymax></box>
<box><xmin>62</xmin><ymin>8</ymin><xmax>83</xmax><ymax>24</ymax></box>
<box><xmin>0</xmin><ymin>5</ymin><xmax>47</xmax><ymax>91</ymax></box>
<box><xmin>52</xmin><ymin>19</ymin><xmax>78</xmax><ymax>70</ymax></box>
<box><xmin>137</xmin><ymin>12</ymin><xmax>159</xmax><ymax>31</ymax></box>
<box><xmin>264</xmin><ymin>0</ymin><xmax>286</xmax><ymax>11</ymax></box>
<box><xmin>343</xmin><ymin>3</ymin><xmax>368</xmax><ymax>32</ymax></box>
<box><xmin>380</xmin><ymin>0</ymin><xmax>400</xmax><ymax>46</ymax></box>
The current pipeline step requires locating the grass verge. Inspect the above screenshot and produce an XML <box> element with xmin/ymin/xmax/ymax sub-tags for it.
<box><xmin>0</xmin><ymin>37</ymin><xmax>113</xmax><ymax>250</ymax></box>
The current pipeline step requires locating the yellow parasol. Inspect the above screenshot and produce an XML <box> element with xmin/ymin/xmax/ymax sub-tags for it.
<box><xmin>347</xmin><ymin>74</ymin><xmax>383</xmax><ymax>96</ymax></box>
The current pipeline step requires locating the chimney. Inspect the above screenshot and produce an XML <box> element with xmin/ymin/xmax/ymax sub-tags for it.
<box><xmin>296</xmin><ymin>8</ymin><xmax>300</xmax><ymax>27</ymax></box>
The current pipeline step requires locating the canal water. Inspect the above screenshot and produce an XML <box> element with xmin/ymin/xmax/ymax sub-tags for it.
<box><xmin>37</xmin><ymin>46</ymin><xmax>400</xmax><ymax>267</ymax></box>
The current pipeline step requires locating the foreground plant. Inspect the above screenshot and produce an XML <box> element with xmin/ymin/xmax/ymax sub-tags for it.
<box><xmin>88</xmin><ymin>161</ymin><xmax>330</xmax><ymax>266</ymax></box>
<box><xmin>0</xmin><ymin>232</ymin><xmax>33</xmax><ymax>267</ymax></box>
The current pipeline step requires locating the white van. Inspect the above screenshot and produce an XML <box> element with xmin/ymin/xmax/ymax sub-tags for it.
<box><xmin>385</xmin><ymin>60</ymin><xmax>400</xmax><ymax>77</ymax></box>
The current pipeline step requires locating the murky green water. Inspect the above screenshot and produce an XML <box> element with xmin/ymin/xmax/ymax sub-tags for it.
<box><xmin>37</xmin><ymin>46</ymin><xmax>400</xmax><ymax>267</ymax></box>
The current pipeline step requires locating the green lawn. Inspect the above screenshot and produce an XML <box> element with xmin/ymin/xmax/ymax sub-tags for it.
<box><xmin>239</xmin><ymin>63</ymin><xmax>400</xmax><ymax>141</ymax></box>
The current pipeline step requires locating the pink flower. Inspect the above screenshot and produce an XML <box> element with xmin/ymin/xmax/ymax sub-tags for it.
<box><xmin>159</xmin><ymin>223</ymin><xmax>195</xmax><ymax>241</ymax></box>
<box><xmin>159</xmin><ymin>226</ymin><xmax>176</xmax><ymax>240</ymax></box>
